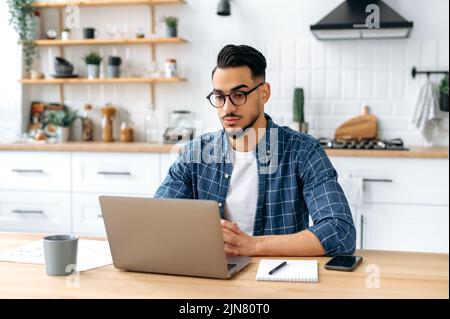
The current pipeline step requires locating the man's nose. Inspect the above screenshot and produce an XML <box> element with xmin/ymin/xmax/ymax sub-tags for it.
<box><xmin>222</xmin><ymin>97</ymin><xmax>238</xmax><ymax>114</ymax></box>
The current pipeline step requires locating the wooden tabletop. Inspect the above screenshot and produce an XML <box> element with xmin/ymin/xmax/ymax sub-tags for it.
<box><xmin>0</xmin><ymin>142</ymin><xmax>448</xmax><ymax>158</ymax></box>
<box><xmin>0</xmin><ymin>233</ymin><xmax>448</xmax><ymax>299</ymax></box>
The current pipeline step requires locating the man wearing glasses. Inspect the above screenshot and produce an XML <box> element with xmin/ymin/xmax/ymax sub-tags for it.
<box><xmin>155</xmin><ymin>45</ymin><xmax>356</xmax><ymax>257</ymax></box>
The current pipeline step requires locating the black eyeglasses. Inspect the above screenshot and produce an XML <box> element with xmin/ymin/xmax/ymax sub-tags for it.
<box><xmin>206</xmin><ymin>83</ymin><xmax>264</xmax><ymax>108</ymax></box>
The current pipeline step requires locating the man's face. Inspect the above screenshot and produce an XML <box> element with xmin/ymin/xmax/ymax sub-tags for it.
<box><xmin>211</xmin><ymin>66</ymin><xmax>269</xmax><ymax>136</ymax></box>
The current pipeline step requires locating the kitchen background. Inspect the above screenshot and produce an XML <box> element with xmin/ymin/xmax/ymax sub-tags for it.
<box><xmin>0</xmin><ymin>0</ymin><xmax>448</xmax><ymax>254</ymax></box>
<box><xmin>0</xmin><ymin>0</ymin><xmax>449</xmax><ymax>145</ymax></box>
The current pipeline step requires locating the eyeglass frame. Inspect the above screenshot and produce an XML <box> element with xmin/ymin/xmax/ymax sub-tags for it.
<box><xmin>206</xmin><ymin>83</ymin><xmax>265</xmax><ymax>108</ymax></box>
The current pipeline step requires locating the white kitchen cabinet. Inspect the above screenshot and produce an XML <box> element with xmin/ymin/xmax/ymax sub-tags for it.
<box><xmin>330</xmin><ymin>157</ymin><xmax>449</xmax><ymax>253</ymax></box>
<box><xmin>331</xmin><ymin>157</ymin><xmax>449</xmax><ymax>206</ymax></box>
<box><xmin>360</xmin><ymin>204</ymin><xmax>449</xmax><ymax>253</ymax></box>
<box><xmin>72</xmin><ymin>152</ymin><xmax>160</xmax><ymax>195</ymax></box>
<box><xmin>0</xmin><ymin>151</ymin><xmax>71</xmax><ymax>192</ymax></box>
<box><xmin>72</xmin><ymin>192</ymin><xmax>154</xmax><ymax>236</ymax></box>
<box><xmin>0</xmin><ymin>191</ymin><xmax>71</xmax><ymax>233</ymax></box>
<box><xmin>160</xmin><ymin>152</ymin><xmax>179</xmax><ymax>183</ymax></box>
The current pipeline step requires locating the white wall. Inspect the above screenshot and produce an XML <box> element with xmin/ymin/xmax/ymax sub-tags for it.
<box><xmin>3</xmin><ymin>0</ymin><xmax>450</xmax><ymax>145</ymax></box>
<box><xmin>0</xmin><ymin>1</ymin><xmax>23</xmax><ymax>142</ymax></box>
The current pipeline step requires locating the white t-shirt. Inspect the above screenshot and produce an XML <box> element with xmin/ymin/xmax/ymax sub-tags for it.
<box><xmin>224</xmin><ymin>148</ymin><xmax>259</xmax><ymax>236</ymax></box>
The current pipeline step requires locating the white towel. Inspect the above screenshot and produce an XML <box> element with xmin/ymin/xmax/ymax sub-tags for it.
<box><xmin>412</xmin><ymin>80</ymin><xmax>442</xmax><ymax>144</ymax></box>
<box><xmin>339</xmin><ymin>174</ymin><xmax>363</xmax><ymax>249</ymax></box>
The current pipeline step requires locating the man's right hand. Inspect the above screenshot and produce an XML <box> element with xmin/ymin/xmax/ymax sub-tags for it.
<box><xmin>221</xmin><ymin>219</ymin><xmax>241</xmax><ymax>256</ymax></box>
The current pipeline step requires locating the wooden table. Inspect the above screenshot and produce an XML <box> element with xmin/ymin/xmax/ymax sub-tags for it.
<box><xmin>0</xmin><ymin>233</ymin><xmax>448</xmax><ymax>299</ymax></box>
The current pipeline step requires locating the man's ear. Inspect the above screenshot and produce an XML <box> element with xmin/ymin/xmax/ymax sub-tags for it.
<box><xmin>261</xmin><ymin>83</ymin><xmax>271</xmax><ymax>103</ymax></box>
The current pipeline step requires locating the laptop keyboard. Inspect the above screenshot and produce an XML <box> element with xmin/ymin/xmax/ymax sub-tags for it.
<box><xmin>227</xmin><ymin>264</ymin><xmax>237</xmax><ymax>271</ymax></box>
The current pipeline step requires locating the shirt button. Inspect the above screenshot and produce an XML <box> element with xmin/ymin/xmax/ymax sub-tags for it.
<box><xmin>218</xmin><ymin>202</ymin><xmax>223</xmax><ymax>208</ymax></box>
<box><xmin>224</xmin><ymin>174</ymin><xmax>230</xmax><ymax>179</ymax></box>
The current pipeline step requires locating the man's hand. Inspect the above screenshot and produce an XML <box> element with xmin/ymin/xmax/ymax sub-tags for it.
<box><xmin>221</xmin><ymin>219</ymin><xmax>258</xmax><ymax>256</ymax></box>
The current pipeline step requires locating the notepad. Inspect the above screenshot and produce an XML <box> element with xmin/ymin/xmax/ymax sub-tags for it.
<box><xmin>256</xmin><ymin>260</ymin><xmax>318</xmax><ymax>283</ymax></box>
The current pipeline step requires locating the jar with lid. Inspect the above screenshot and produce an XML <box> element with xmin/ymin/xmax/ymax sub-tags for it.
<box><xmin>145</xmin><ymin>104</ymin><xmax>164</xmax><ymax>143</ymax></box>
<box><xmin>120</xmin><ymin>121</ymin><xmax>134</xmax><ymax>143</ymax></box>
<box><xmin>81</xmin><ymin>104</ymin><xmax>94</xmax><ymax>142</ymax></box>
<box><xmin>165</xmin><ymin>59</ymin><xmax>177</xmax><ymax>78</ymax></box>
<box><xmin>100</xmin><ymin>105</ymin><xmax>116</xmax><ymax>143</ymax></box>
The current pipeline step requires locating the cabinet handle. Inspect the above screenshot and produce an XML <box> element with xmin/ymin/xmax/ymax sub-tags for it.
<box><xmin>12</xmin><ymin>169</ymin><xmax>45</xmax><ymax>174</ymax></box>
<box><xmin>12</xmin><ymin>210</ymin><xmax>45</xmax><ymax>215</ymax></box>
<box><xmin>363</xmin><ymin>178</ymin><xmax>393</xmax><ymax>183</ymax></box>
<box><xmin>360</xmin><ymin>214</ymin><xmax>364</xmax><ymax>250</ymax></box>
<box><xmin>97</xmin><ymin>214</ymin><xmax>103</xmax><ymax>218</ymax></box>
<box><xmin>97</xmin><ymin>171</ymin><xmax>131</xmax><ymax>176</ymax></box>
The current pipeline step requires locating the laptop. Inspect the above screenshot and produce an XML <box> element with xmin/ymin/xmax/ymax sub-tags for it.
<box><xmin>98</xmin><ymin>196</ymin><xmax>252</xmax><ymax>279</ymax></box>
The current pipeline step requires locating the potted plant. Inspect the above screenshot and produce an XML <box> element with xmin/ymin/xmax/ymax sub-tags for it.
<box><xmin>439</xmin><ymin>75</ymin><xmax>449</xmax><ymax>112</ymax></box>
<box><xmin>7</xmin><ymin>0</ymin><xmax>38</xmax><ymax>77</ymax></box>
<box><xmin>164</xmin><ymin>16</ymin><xmax>178</xmax><ymax>38</ymax></box>
<box><xmin>83</xmin><ymin>51</ymin><xmax>102</xmax><ymax>79</ymax></box>
<box><xmin>45</xmin><ymin>109</ymin><xmax>78</xmax><ymax>143</ymax></box>
<box><xmin>292</xmin><ymin>88</ymin><xmax>308</xmax><ymax>134</ymax></box>
<box><xmin>61</xmin><ymin>27</ymin><xmax>70</xmax><ymax>41</ymax></box>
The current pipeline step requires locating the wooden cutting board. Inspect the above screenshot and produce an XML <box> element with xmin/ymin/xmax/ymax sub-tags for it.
<box><xmin>335</xmin><ymin>106</ymin><xmax>378</xmax><ymax>140</ymax></box>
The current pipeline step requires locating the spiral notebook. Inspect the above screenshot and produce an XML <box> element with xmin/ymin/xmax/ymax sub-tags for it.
<box><xmin>256</xmin><ymin>260</ymin><xmax>318</xmax><ymax>283</ymax></box>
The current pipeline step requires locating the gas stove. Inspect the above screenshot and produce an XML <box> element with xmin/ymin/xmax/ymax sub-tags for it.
<box><xmin>318</xmin><ymin>138</ymin><xmax>409</xmax><ymax>151</ymax></box>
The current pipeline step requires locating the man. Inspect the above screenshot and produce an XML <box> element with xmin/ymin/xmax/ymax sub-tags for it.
<box><xmin>155</xmin><ymin>44</ymin><xmax>356</xmax><ymax>257</ymax></box>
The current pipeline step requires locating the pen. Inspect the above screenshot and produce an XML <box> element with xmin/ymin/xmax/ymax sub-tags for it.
<box><xmin>268</xmin><ymin>261</ymin><xmax>287</xmax><ymax>275</ymax></box>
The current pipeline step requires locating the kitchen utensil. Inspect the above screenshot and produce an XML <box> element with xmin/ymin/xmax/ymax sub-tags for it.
<box><xmin>335</xmin><ymin>106</ymin><xmax>378</xmax><ymax>141</ymax></box>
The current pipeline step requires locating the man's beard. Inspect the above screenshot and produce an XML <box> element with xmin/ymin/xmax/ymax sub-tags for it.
<box><xmin>224</xmin><ymin>111</ymin><xmax>261</xmax><ymax>140</ymax></box>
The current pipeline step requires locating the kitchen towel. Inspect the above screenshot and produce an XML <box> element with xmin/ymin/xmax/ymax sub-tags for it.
<box><xmin>412</xmin><ymin>80</ymin><xmax>442</xmax><ymax>144</ymax></box>
<box><xmin>256</xmin><ymin>260</ymin><xmax>318</xmax><ymax>283</ymax></box>
<box><xmin>339</xmin><ymin>173</ymin><xmax>363</xmax><ymax>222</ymax></box>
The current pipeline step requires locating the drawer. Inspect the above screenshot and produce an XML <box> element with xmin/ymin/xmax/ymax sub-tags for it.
<box><xmin>331</xmin><ymin>157</ymin><xmax>449</xmax><ymax>206</ymax></box>
<box><xmin>72</xmin><ymin>152</ymin><xmax>160</xmax><ymax>195</ymax></box>
<box><xmin>361</xmin><ymin>203</ymin><xmax>449</xmax><ymax>253</ymax></box>
<box><xmin>0</xmin><ymin>151</ymin><xmax>71</xmax><ymax>192</ymax></box>
<box><xmin>0</xmin><ymin>191</ymin><xmax>71</xmax><ymax>233</ymax></box>
<box><xmin>72</xmin><ymin>192</ymin><xmax>153</xmax><ymax>236</ymax></box>
<box><xmin>72</xmin><ymin>193</ymin><xmax>106</xmax><ymax>237</ymax></box>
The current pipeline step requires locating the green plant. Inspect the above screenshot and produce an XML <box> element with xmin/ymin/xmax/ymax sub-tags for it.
<box><xmin>164</xmin><ymin>16</ymin><xmax>179</xmax><ymax>28</ymax></box>
<box><xmin>7</xmin><ymin>0</ymin><xmax>38</xmax><ymax>73</ymax></box>
<box><xmin>293</xmin><ymin>88</ymin><xmax>305</xmax><ymax>123</ymax></box>
<box><xmin>83</xmin><ymin>52</ymin><xmax>102</xmax><ymax>65</ymax></box>
<box><xmin>45</xmin><ymin>109</ymin><xmax>78</xmax><ymax>127</ymax></box>
<box><xmin>63</xmin><ymin>27</ymin><xmax>71</xmax><ymax>32</ymax></box>
<box><xmin>440</xmin><ymin>75</ymin><xmax>449</xmax><ymax>96</ymax></box>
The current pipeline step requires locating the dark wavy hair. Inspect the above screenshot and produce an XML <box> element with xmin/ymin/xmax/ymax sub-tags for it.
<box><xmin>212</xmin><ymin>44</ymin><xmax>267</xmax><ymax>81</ymax></box>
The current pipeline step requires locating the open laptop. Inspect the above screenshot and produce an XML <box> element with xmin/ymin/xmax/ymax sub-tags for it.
<box><xmin>98</xmin><ymin>196</ymin><xmax>252</xmax><ymax>279</ymax></box>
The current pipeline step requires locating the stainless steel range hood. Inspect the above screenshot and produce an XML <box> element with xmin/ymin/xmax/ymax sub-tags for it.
<box><xmin>310</xmin><ymin>0</ymin><xmax>414</xmax><ymax>40</ymax></box>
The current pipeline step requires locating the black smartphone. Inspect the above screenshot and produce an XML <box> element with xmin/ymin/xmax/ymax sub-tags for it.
<box><xmin>324</xmin><ymin>255</ymin><xmax>363</xmax><ymax>271</ymax></box>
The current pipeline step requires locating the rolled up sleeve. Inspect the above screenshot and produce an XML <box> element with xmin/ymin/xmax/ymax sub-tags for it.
<box><xmin>301</xmin><ymin>141</ymin><xmax>356</xmax><ymax>256</ymax></box>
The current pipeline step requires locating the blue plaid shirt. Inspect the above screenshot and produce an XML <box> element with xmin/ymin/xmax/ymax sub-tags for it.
<box><xmin>155</xmin><ymin>114</ymin><xmax>356</xmax><ymax>256</ymax></box>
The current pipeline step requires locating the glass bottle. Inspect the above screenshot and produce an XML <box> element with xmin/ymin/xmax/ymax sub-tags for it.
<box><xmin>145</xmin><ymin>104</ymin><xmax>162</xmax><ymax>143</ymax></box>
<box><xmin>81</xmin><ymin>104</ymin><xmax>94</xmax><ymax>142</ymax></box>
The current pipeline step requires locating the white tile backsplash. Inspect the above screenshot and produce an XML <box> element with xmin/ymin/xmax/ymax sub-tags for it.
<box><xmin>1</xmin><ymin>0</ymin><xmax>449</xmax><ymax>147</ymax></box>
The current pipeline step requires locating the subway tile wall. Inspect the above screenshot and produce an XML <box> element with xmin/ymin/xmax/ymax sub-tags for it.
<box><xmin>3</xmin><ymin>0</ymin><xmax>449</xmax><ymax>146</ymax></box>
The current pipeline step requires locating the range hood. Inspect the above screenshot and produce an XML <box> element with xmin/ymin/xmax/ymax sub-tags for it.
<box><xmin>310</xmin><ymin>0</ymin><xmax>413</xmax><ymax>40</ymax></box>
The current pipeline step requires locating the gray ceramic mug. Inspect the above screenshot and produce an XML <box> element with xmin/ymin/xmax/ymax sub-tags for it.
<box><xmin>43</xmin><ymin>234</ymin><xmax>79</xmax><ymax>276</ymax></box>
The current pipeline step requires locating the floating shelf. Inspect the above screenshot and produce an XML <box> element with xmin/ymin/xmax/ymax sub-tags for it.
<box><xmin>33</xmin><ymin>0</ymin><xmax>185</xmax><ymax>8</ymax></box>
<box><xmin>34</xmin><ymin>37</ymin><xmax>187</xmax><ymax>46</ymax></box>
<box><xmin>20</xmin><ymin>77</ymin><xmax>185</xmax><ymax>84</ymax></box>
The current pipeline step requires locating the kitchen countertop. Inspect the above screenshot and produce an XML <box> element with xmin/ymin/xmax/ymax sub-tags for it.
<box><xmin>0</xmin><ymin>142</ymin><xmax>448</xmax><ymax>159</ymax></box>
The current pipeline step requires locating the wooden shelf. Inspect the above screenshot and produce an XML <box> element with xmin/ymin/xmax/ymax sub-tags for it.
<box><xmin>20</xmin><ymin>77</ymin><xmax>185</xmax><ymax>84</ymax></box>
<box><xmin>34</xmin><ymin>37</ymin><xmax>187</xmax><ymax>46</ymax></box>
<box><xmin>33</xmin><ymin>0</ymin><xmax>185</xmax><ymax>8</ymax></box>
